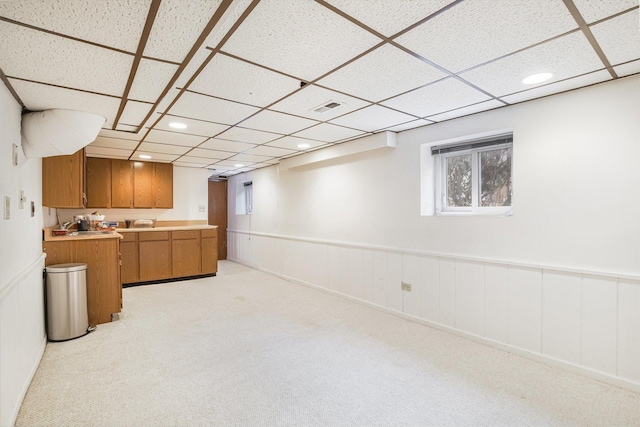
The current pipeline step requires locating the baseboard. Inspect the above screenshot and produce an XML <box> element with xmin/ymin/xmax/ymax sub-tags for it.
<box><xmin>228</xmin><ymin>256</ymin><xmax>640</xmax><ymax>395</ymax></box>
<box><xmin>8</xmin><ymin>335</ymin><xmax>47</xmax><ymax>427</ymax></box>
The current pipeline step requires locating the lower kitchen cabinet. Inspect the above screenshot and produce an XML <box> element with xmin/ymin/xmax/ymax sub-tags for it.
<box><xmin>120</xmin><ymin>232</ymin><xmax>139</xmax><ymax>284</ymax></box>
<box><xmin>172</xmin><ymin>230</ymin><xmax>201</xmax><ymax>277</ymax></box>
<box><xmin>138</xmin><ymin>231</ymin><xmax>171</xmax><ymax>282</ymax></box>
<box><xmin>201</xmin><ymin>229</ymin><xmax>218</xmax><ymax>274</ymax></box>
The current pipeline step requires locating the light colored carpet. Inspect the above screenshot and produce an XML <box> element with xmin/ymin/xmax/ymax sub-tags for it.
<box><xmin>16</xmin><ymin>261</ymin><xmax>640</xmax><ymax>426</ymax></box>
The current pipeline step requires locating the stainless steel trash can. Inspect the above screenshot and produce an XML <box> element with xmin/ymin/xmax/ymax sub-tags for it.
<box><xmin>45</xmin><ymin>263</ymin><xmax>90</xmax><ymax>341</ymax></box>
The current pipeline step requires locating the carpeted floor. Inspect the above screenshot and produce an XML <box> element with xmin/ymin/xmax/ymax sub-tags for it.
<box><xmin>16</xmin><ymin>261</ymin><xmax>640</xmax><ymax>426</ymax></box>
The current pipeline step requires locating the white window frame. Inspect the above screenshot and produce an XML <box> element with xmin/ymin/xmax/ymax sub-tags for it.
<box><xmin>235</xmin><ymin>180</ymin><xmax>253</xmax><ymax>215</ymax></box>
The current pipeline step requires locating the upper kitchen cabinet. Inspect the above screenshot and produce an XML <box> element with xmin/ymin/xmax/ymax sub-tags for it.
<box><xmin>111</xmin><ymin>159</ymin><xmax>134</xmax><ymax>208</ymax></box>
<box><xmin>42</xmin><ymin>148</ymin><xmax>86</xmax><ymax>208</ymax></box>
<box><xmin>133</xmin><ymin>161</ymin><xmax>156</xmax><ymax>208</ymax></box>
<box><xmin>86</xmin><ymin>157</ymin><xmax>111</xmax><ymax>208</ymax></box>
<box><xmin>154</xmin><ymin>162</ymin><xmax>173</xmax><ymax>209</ymax></box>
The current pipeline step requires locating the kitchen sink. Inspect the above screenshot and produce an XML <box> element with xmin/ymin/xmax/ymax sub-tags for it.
<box><xmin>68</xmin><ymin>230</ymin><xmax>113</xmax><ymax>236</ymax></box>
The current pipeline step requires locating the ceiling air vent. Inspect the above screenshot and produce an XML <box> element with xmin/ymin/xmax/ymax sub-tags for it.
<box><xmin>311</xmin><ymin>100</ymin><xmax>343</xmax><ymax>114</ymax></box>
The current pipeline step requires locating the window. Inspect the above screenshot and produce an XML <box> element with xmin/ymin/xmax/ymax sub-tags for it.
<box><xmin>433</xmin><ymin>134</ymin><xmax>513</xmax><ymax>215</ymax></box>
<box><xmin>235</xmin><ymin>180</ymin><xmax>253</xmax><ymax>215</ymax></box>
<box><xmin>244</xmin><ymin>181</ymin><xmax>253</xmax><ymax>214</ymax></box>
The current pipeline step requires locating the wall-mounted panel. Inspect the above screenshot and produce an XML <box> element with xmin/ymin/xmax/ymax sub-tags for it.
<box><xmin>455</xmin><ymin>260</ymin><xmax>485</xmax><ymax>336</ymax></box>
<box><xmin>581</xmin><ymin>276</ymin><xmax>617</xmax><ymax>375</ymax></box>
<box><xmin>508</xmin><ymin>266</ymin><xmax>542</xmax><ymax>353</ymax></box>
<box><xmin>386</xmin><ymin>252</ymin><xmax>403</xmax><ymax>312</ymax></box>
<box><xmin>402</xmin><ymin>254</ymin><xmax>421</xmax><ymax>317</ymax></box>
<box><xmin>439</xmin><ymin>259</ymin><xmax>456</xmax><ymax>327</ymax></box>
<box><xmin>542</xmin><ymin>271</ymin><xmax>581</xmax><ymax>364</ymax></box>
<box><xmin>420</xmin><ymin>256</ymin><xmax>439</xmax><ymax>322</ymax></box>
<box><xmin>347</xmin><ymin>248</ymin><xmax>365</xmax><ymax>300</ymax></box>
<box><xmin>484</xmin><ymin>264</ymin><xmax>509</xmax><ymax>343</ymax></box>
<box><xmin>372</xmin><ymin>250</ymin><xmax>387</xmax><ymax>307</ymax></box>
<box><xmin>617</xmin><ymin>280</ymin><xmax>640</xmax><ymax>382</ymax></box>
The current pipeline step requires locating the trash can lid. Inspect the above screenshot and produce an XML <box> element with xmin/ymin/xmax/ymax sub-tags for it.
<box><xmin>46</xmin><ymin>263</ymin><xmax>88</xmax><ymax>273</ymax></box>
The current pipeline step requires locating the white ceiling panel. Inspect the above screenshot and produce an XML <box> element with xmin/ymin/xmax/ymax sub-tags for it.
<box><xmin>227</xmin><ymin>153</ymin><xmax>273</xmax><ymax>163</ymax></box>
<box><xmin>190</xmin><ymin>54</ymin><xmax>300</xmax><ymax>107</ymax></box>
<box><xmin>131</xmin><ymin>151</ymin><xmax>179</xmax><ymax>163</ymax></box>
<box><xmin>187</xmin><ymin>148</ymin><xmax>233</xmax><ymax>160</ymax></box>
<box><xmin>136</xmin><ymin>142</ymin><xmax>191</xmax><ymax>155</ymax></box>
<box><xmin>156</xmin><ymin>87</ymin><xmax>182</xmax><ymax>113</ymax></box>
<box><xmin>269</xmin><ymin>84</ymin><xmax>371</xmax><ymax>121</ymax></box>
<box><xmin>200</xmin><ymin>139</ymin><xmax>258</xmax><ymax>153</ymax></box>
<box><xmin>245</xmin><ymin>146</ymin><xmax>296</xmax><ymax>157</ymax></box>
<box><xmin>144</xmin><ymin>129</ymin><xmax>208</xmax><ymax>146</ymax></box>
<box><xmin>573</xmin><ymin>0</ymin><xmax>638</xmax><ymax>24</ymax></box>
<box><xmin>90</xmin><ymin>136</ymin><xmax>139</xmax><ymax>150</ymax></box>
<box><xmin>292</xmin><ymin>123</ymin><xmax>366</xmax><ymax>142</ymax></box>
<box><xmin>128</xmin><ymin>59</ymin><xmax>179</xmax><ymax>103</ymax></box>
<box><xmin>169</xmin><ymin>91</ymin><xmax>260</xmax><ymax>125</ymax></box>
<box><xmin>501</xmin><ymin>70</ymin><xmax>612</xmax><ymax>104</ymax></box>
<box><xmin>0</xmin><ymin>24</ymin><xmax>133</xmax><ymax>96</ymax></box>
<box><xmin>266</xmin><ymin>136</ymin><xmax>326</xmax><ymax>151</ymax></box>
<box><xmin>221</xmin><ymin>0</ymin><xmax>381</xmax><ymax>81</ymax></box>
<box><xmin>317</xmin><ymin>44</ymin><xmax>447</xmax><ymax>102</ymax></box>
<box><xmin>98</xmin><ymin>128</ymin><xmax>145</xmax><ymax>141</ymax></box>
<box><xmin>381</xmin><ymin>119</ymin><xmax>433</xmax><ymax>132</ymax></box>
<box><xmin>395</xmin><ymin>0</ymin><xmax>577</xmax><ymax>73</ymax></box>
<box><xmin>119</xmin><ymin>101</ymin><xmax>152</xmax><ymax>127</ymax></box>
<box><xmin>240</xmin><ymin>110</ymin><xmax>319</xmax><ymax>135</ymax></box>
<box><xmin>381</xmin><ymin>78</ymin><xmax>491</xmax><ymax>118</ymax></box>
<box><xmin>427</xmin><ymin>100</ymin><xmax>504</xmax><ymax>122</ymax></box>
<box><xmin>591</xmin><ymin>9</ymin><xmax>640</xmax><ymax>67</ymax></box>
<box><xmin>614</xmin><ymin>60</ymin><xmax>640</xmax><ymax>77</ymax></box>
<box><xmin>176</xmin><ymin>156</ymin><xmax>216</xmax><ymax>165</ymax></box>
<box><xmin>8</xmin><ymin>78</ymin><xmax>121</xmax><ymax>127</ymax></box>
<box><xmin>154</xmin><ymin>115</ymin><xmax>229</xmax><ymax>137</ymax></box>
<box><xmin>85</xmin><ymin>146</ymin><xmax>132</xmax><ymax>159</ymax></box>
<box><xmin>460</xmin><ymin>32</ymin><xmax>604</xmax><ymax>97</ymax></box>
<box><xmin>213</xmin><ymin>160</ymin><xmax>254</xmax><ymax>168</ymax></box>
<box><xmin>115</xmin><ymin>124</ymin><xmax>139</xmax><ymax>132</ymax></box>
<box><xmin>0</xmin><ymin>0</ymin><xmax>150</xmax><ymax>52</ymax></box>
<box><xmin>216</xmin><ymin>126</ymin><xmax>282</xmax><ymax>144</ymax></box>
<box><xmin>329</xmin><ymin>105</ymin><xmax>417</xmax><ymax>132</ymax></box>
<box><xmin>172</xmin><ymin>162</ymin><xmax>207</xmax><ymax>168</ymax></box>
<box><xmin>325</xmin><ymin>0</ymin><xmax>452</xmax><ymax>37</ymax></box>
<box><xmin>143</xmin><ymin>0</ymin><xmax>223</xmax><ymax>62</ymax></box>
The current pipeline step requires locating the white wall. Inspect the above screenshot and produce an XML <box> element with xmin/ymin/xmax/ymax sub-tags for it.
<box><xmin>227</xmin><ymin>75</ymin><xmax>640</xmax><ymax>391</ymax></box>
<box><xmin>59</xmin><ymin>166</ymin><xmax>213</xmax><ymax>224</ymax></box>
<box><xmin>0</xmin><ymin>82</ymin><xmax>47</xmax><ymax>426</ymax></box>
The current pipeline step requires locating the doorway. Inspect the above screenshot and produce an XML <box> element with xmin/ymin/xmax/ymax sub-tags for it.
<box><xmin>208</xmin><ymin>179</ymin><xmax>227</xmax><ymax>260</ymax></box>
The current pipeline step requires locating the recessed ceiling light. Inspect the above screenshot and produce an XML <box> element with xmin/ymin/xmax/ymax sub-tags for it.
<box><xmin>234</xmin><ymin>164</ymin><xmax>244</xmax><ymax>167</ymax></box>
<box><xmin>168</xmin><ymin>122</ymin><xmax>187</xmax><ymax>129</ymax></box>
<box><xmin>522</xmin><ymin>72</ymin><xmax>553</xmax><ymax>85</ymax></box>
<box><xmin>139</xmin><ymin>154</ymin><xmax>152</xmax><ymax>159</ymax></box>
<box><xmin>297</xmin><ymin>143</ymin><xmax>310</xmax><ymax>149</ymax></box>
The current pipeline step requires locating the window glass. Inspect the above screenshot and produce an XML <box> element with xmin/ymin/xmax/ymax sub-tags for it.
<box><xmin>446</xmin><ymin>154</ymin><xmax>472</xmax><ymax>207</ymax></box>
<box><xmin>480</xmin><ymin>147</ymin><xmax>512</xmax><ymax>207</ymax></box>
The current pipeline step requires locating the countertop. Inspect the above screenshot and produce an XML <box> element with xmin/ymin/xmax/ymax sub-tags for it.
<box><xmin>116</xmin><ymin>225</ymin><xmax>218</xmax><ymax>233</ymax></box>
<box><xmin>43</xmin><ymin>227</ymin><xmax>123</xmax><ymax>242</ymax></box>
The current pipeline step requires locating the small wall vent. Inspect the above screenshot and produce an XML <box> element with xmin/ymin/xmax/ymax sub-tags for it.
<box><xmin>311</xmin><ymin>100</ymin><xmax>343</xmax><ymax>113</ymax></box>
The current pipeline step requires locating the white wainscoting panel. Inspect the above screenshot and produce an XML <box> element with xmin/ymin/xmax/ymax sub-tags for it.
<box><xmin>327</xmin><ymin>245</ymin><xmax>350</xmax><ymax>295</ymax></box>
<box><xmin>438</xmin><ymin>259</ymin><xmax>456</xmax><ymax>327</ymax></box>
<box><xmin>455</xmin><ymin>260</ymin><xmax>485</xmax><ymax>337</ymax></box>
<box><xmin>361</xmin><ymin>250</ymin><xmax>375</xmax><ymax>304</ymax></box>
<box><xmin>372</xmin><ymin>250</ymin><xmax>387</xmax><ymax>307</ymax></box>
<box><xmin>542</xmin><ymin>271</ymin><xmax>582</xmax><ymax>364</ymax></box>
<box><xmin>402</xmin><ymin>254</ymin><xmax>422</xmax><ymax>317</ymax></box>
<box><xmin>507</xmin><ymin>266</ymin><xmax>543</xmax><ymax>352</ymax></box>
<box><xmin>348</xmin><ymin>248</ymin><xmax>365</xmax><ymax>300</ymax></box>
<box><xmin>419</xmin><ymin>256</ymin><xmax>440</xmax><ymax>322</ymax></box>
<box><xmin>386</xmin><ymin>252</ymin><xmax>403</xmax><ymax>312</ymax></box>
<box><xmin>484</xmin><ymin>264</ymin><xmax>509</xmax><ymax>343</ymax></box>
<box><xmin>581</xmin><ymin>275</ymin><xmax>617</xmax><ymax>375</ymax></box>
<box><xmin>617</xmin><ymin>280</ymin><xmax>640</xmax><ymax>382</ymax></box>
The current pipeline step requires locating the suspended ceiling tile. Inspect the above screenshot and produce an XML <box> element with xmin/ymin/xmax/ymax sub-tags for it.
<box><xmin>426</xmin><ymin>100</ymin><xmax>505</xmax><ymax>122</ymax></box>
<box><xmin>115</xmin><ymin>124</ymin><xmax>139</xmax><ymax>132</ymax></box>
<box><xmin>269</xmin><ymin>85</ymin><xmax>371</xmax><ymax>121</ymax></box>
<box><xmin>395</xmin><ymin>0</ymin><xmax>577</xmax><ymax>73</ymax></box>
<box><xmin>207</xmin><ymin>164</ymin><xmax>234</xmax><ymax>172</ymax></box>
<box><xmin>202</xmin><ymin>0</ymin><xmax>255</xmax><ymax>50</ymax></box>
<box><xmin>245</xmin><ymin>145</ymin><xmax>296</xmax><ymax>157</ymax></box>
<box><xmin>172</xmin><ymin>162</ymin><xmax>207</xmax><ymax>168</ymax></box>
<box><xmin>8</xmin><ymin>78</ymin><xmax>120</xmax><ymax>127</ymax></box>
<box><xmin>240</xmin><ymin>110</ymin><xmax>319</xmax><ymax>135</ymax></box>
<box><xmin>156</xmin><ymin>87</ymin><xmax>182</xmax><ymax>113</ymax></box>
<box><xmin>154</xmin><ymin>115</ymin><xmax>229</xmax><ymax>137</ymax></box>
<box><xmin>132</xmin><ymin>151</ymin><xmax>179</xmax><ymax>162</ymax></box>
<box><xmin>265</xmin><ymin>136</ymin><xmax>326</xmax><ymax>151</ymax></box>
<box><xmin>188</xmin><ymin>148</ymin><xmax>233</xmax><ymax>160</ymax></box>
<box><xmin>98</xmin><ymin>128</ymin><xmax>145</xmax><ymax>141</ymax></box>
<box><xmin>227</xmin><ymin>153</ymin><xmax>272</xmax><ymax>163</ymax></box>
<box><xmin>381</xmin><ymin>119</ymin><xmax>433</xmax><ymax>132</ymax></box>
<box><xmin>89</xmin><ymin>136</ymin><xmax>139</xmax><ymax>150</ymax></box>
<box><xmin>572</xmin><ymin>0</ymin><xmax>638</xmax><ymax>24</ymax></box>
<box><xmin>614</xmin><ymin>60</ymin><xmax>640</xmax><ymax>77</ymax></box>
<box><xmin>177</xmin><ymin>156</ymin><xmax>215</xmax><ymax>165</ymax></box>
<box><xmin>128</xmin><ymin>59</ymin><xmax>179</xmax><ymax>103</ymax></box>
<box><xmin>221</xmin><ymin>0</ymin><xmax>380</xmax><ymax>81</ymax></box>
<box><xmin>255</xmin><ymin>158</ymin><xmax>280</xmax><ymax>165</ymax></box>
<box><xmin>143</xmin><ymin>0</ymin><xmax>223</xmax><ymax>62</ymax></box>
<box><xmin>591</xmin><ymin>9</ymin><xmax>640</xmax><ymax>67</ymax></box>
<box><xmin>213</xmin><ymin>159</ymin><xmax>253</xmax><ymax>168</ymax></box>
<box><xmin>85</xmin><ymin>146</ymin><xmax>132</xmax><ymax>158</ymax></box>
<box><xmin>136</xmin><ymin>142</ymin><xmax>191</xmax><ymax>155</ymax></box>
<box><xmin>0</xmin><ymin>24</ymin><xmax>133</xmax><ymax>96</ymax></box>
<box><xmin>119</xmin><ymin>101</ymin><xmax>153</xmax><ymax>128</ymax></box>
<box><xmin>236</xmin><ymin>166</ymin><xmax>257</xmax><ymax>173</ymax></box>
<box><xmin>460</xmin><ymin>32</ymin><xmax>604</xmax><ymax>97</ymax></box>
<box><xmin>144</xmin><ymin>129</ymin><xmax>208</xmax><ymax>146</ymax></box>
<box><xmin>0</xmin><ymin>0</ymin><xmax>150</xmax><ymax>52</ymax></box>
<box><xmin>169</xmin><ymin>91</ymin><xmax>260</xmax><ymax>125</ymax></box>
<box><xmin>292</xmin><ymin>123</ymin><xmax>366</xmax><ymax>142</ymax></box>
<box><xmin>190</xmin><ymin>54</ymin><xmax>300</xmax><ymax>107</ymax></box>
<box><xmin>500</xmin><ymin>70</ymin><xmax>612</xmax><ymax>104</ymax></box>
<box><xmin>317</xmin><ymin>44</ymin><xmax>447</xmax><ymax>102</ymax></box>
<box><xmin>329</xmin><ymin>105</ymin><xmax>417</xmax><ymax>132</ymax></box>
<box><xmin>324</xmin><ymin>0</ymin><xmax>452</xmax><ymax>37</ymax></box>
<box><xmin>200</xmin><ymin>138</ymin><xmax>257</xmax><ymax>153</ymax></box>
<box><xmin>216</xmin><ymin>126</ymin><xmax>282</xmax><ymax>144</ymax></box>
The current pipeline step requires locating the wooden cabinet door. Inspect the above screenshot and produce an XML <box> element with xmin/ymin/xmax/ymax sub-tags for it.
<box><xmin>42</xmin><ymin>149</ymin><xmax>86</xmax><ymax>208</ymax></box>
<box><xmin>172</xmin><ymin>238</ymin><xmax>201</xmax><ymax>277</ymax></box>
<box><xmin>111</xmin><ymin>159</ymin><xmax>133</xmax><ymax>208</ymax></box>
<box><xmin>201</xmin><ymin>237</ymin><xmax>218</xmax><ymax>274</ymax></box>
<box><xmin>154</xmin><ymin>162</ymin><xmax>173</xmax><ymax>208</ymax></box>
<box><xmin>139</xmin><ymin>239</ymin><xmax>171</xmax><ymax>281</ymax></box>
<box><xmin>86</xmin><ymin>157</ymin><xmax>111</xmax><ymax>208</ymax></box>
<box><xmin>134</xmin><ymin>161</ymin><xmax>155</xmax><ymax>208</ymax></box>
<box><xmin>120</xmin><ymin>240</ymin><xmax>139</xmax><ymax>284</ymax></box>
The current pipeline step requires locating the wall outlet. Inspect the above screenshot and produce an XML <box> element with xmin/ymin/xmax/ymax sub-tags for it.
<box><xmin>401</xmin><ymin>282</ymin><xmax>412</xmax><ymax>292</ymax></box>
<box><xmin>3</xmin><ymin>196</ymin><xmax>10</xmax><ymax>220</ymax></box>
<box><xmin>31</xmin><ymin>201</ymin><xmax>35</xmax><ymax>217</ymax></box>
<box><xmin>198</xmin><ymin>204</ymin><xmax>206</xmax><ymax>212</ymax></box>
<box><xmin>19</xmin><ymin>190</ymin><xmax>26</xmax><ymax>209</ymax></box>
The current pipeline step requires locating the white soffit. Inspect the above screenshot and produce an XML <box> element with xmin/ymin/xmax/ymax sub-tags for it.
<box><xmin>614</xmin><ymin>60</ymin><xmax>640</xmax><ymax>78</ymax></box>
<box><xmin>143</xmin><ymin>0</ymin><xmax>224</xmax><ymax>62</ymax></box>
<box><xmin>329</xmin><ymin>105</ymin><xmax>417</xmax><ymax>132</ymax></box>
<box><xmin>216</xmin><ymin>126</ymin><xmax>282</xmax><ymax>144</ymax></box>
<box><xmin>132</xmin><ymin>152</ymin><xmax>179</xmax><ymax>162</ymax></box>
<box><xmin>85</xmin><ymin>146</ymin><xmax>132</xmax><ymax>159</ymax></box>
<box><xmin>292</xmin><ymin>123</ymin><xmax>366</xmax><ymax>142</ymax></box>
<box><xmin>395</xmin><ymin>0</ymin><xmax>577</xmax><ymax>73</ymax></box>
<box><xmin>190</xmin><ymin>54</ymin><xmax>300</xmax><ymax>107</ymax></box>
<box><xmin>169</xmin><ymin>91</ymin><xmax>260</xmax><ymax>125</ymax></box>
<box><xmin>90</xmin><ymin>136</ymin><xmax>139</xmax><ymax>151</ymax></box>
<box><xmin>200</xmin><ymin>139</ymin><xmax>257</xmax><ymax>153</ymax></box>
<box><xmin>9</xmin><ymin>78</ymin><xmax>120</xmax><ymax>128</ymax></box>
<box><xmin>572</xmin><ymin>0</ymin><xmax>638</xmax><ymax>24</ymax></box>
<box><xmin>590</xmin><ymin>9</ymin><xmax>640</xmax><ymax>67</ymax></box>
<box><xmin>427</xmin><ymin>100</ymin><xmax>504</xmax><ymax>122</ymax></box>
<box><xmin>221</xmin><ymin>0</ymin><xmax>380</xmax><ymax>81</ymax></box>
<box><xmin>119</xmin><ymin>101</ymin><xmax>152</xmax><ymax>127</ymax></box>
<box><xmin>0</xmin><ymin>25</ymin><xmax>133</xmax><ymax>96</ymax></box>
<box><xmin>0</xmin><ymin>0</ymin><xmax>150</xmax><ymax>52</ymax></box>
<box><xmin>136</xmin><ymin>142</ymin><xmax>192</xmax><ymax>155</ymax></box>
<box><xmin>324</xmin><ymin>0</ymin><xmax>452</xmax><ymax>37</ymax></box>
<box><xmin>460</xmin><ymin>32</ymin><xmax>604</xmax><ymax>97</ymax></box>
<box><xmin>265</xmin><ymin>136</ymin><xmax>326</xmax><ymax>151</ymax></box>
<box><xmin>317</xmin><ymin>44</ymin><xmax>447</xmax><ymax>102</ymax></box>
<box><xmin>154</xmin><ymin>115</ymin><xmax>229</xmax><ymax>137</ymax></box>
<box><xmin>240</xmin><ymin>110</ymin><xmax>319</xmax><ymax>135</ymax></box>
<box><xmin>269</xmin><ymin>85</ymin><xmax>371</xmax><ymax>121</ymax></box>
<box><xmin>187</xmin><ymin>148</ymin><xmax>233</xmax><ymax>160</ymax></box>
<box><xmin>244</xmin><ymin>145</ymin><xmax>296</xmax><ymax>157</ymax></box>
<box><xmin>128</xmin><ymin>59</ymin><xmax>179</xmax><ymax>103</ymax></box>
<box><xmin>144</xmin><ymin>129</ymin><xmax>209</xmax><ymax>146</ymax></box>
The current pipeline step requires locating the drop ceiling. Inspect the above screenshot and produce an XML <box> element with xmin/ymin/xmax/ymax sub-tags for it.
<box><xmin>1</xmin><ymin>0</ymin><xmax>638</xmax><ymax>177</ymax></box>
